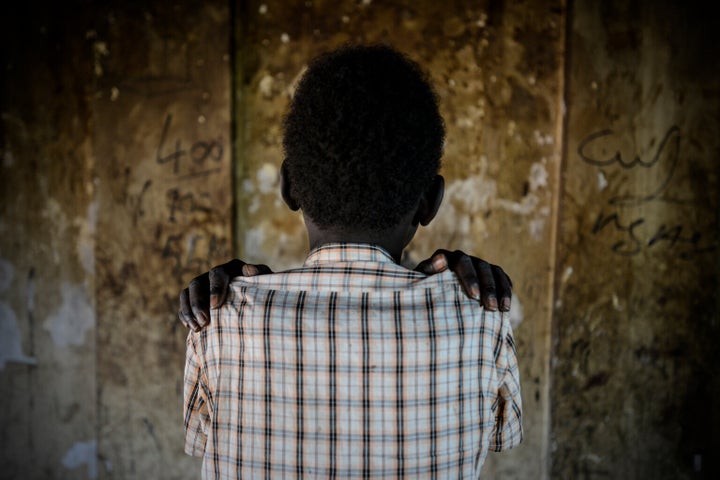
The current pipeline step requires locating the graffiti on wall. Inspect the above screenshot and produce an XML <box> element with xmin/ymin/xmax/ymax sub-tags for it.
<box><xmin>579</xmin><ymin>125</ymin><xmax>717</xmax><ymax>259</ymax></box>
<box><xmin>155</xmin><ymin>113</ymin><xmax>230</xmax><ymax>281</ymax></box>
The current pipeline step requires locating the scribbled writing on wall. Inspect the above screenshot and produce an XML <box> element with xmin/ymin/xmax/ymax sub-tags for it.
<box><xmin>578</xmin><ymin>125</ymin><xmax>717</xmax><ymax>259</ymax></box>
<box><xmin>161</xmin><ymin>233</ymin><xmax>227</xmax><ymax>278</ymax></box>
<box><xmin>156</xmin><ymin>114</ymin><xmax>223</xmax><ymax>178</ymax></box>
<box><xmin>156</xmin><ymin>113</ymin><xmax>229</xmax><ymax>282</ymax></box>
<box><xmin>116</xmin><ymin>33</ymin><xmax>196</xmax><ymax>97</ymax></box>
<box><xmin>166</xmin><ymin>189</ymin><xmax>212</xmax><ymax>223</ymax></box>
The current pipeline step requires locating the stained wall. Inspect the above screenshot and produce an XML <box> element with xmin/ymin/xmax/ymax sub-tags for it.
<box><xmin>1</xmin><ymin>1</ymin><xmax>233</xmax><ymax>478</ymax></box>
<box><xmin>553</xmin><ymin>1</ymin><xmax>719</xmax><ymax>478</ymax></box>
<box><xmin>1</xmin><ymin>3</ymin><xmax>98</xmax><ymax>478</ymax></box>
<box><xmin>91</xmin><ymin>1</ymin><xmax>233</xmax><ymax>478</ymax></box>
<box><xmin>0</xmin><ymin>1</ymin><xmax>718</xmax><ymax>479</ymax></box>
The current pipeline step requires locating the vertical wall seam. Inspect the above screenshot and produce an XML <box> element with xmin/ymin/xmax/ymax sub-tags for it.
<box><xmin>546</xmin><ymin>0</ymin><xmax>573</xmax><ymax>478</ymax></box>
<box><xmin>230</xmin><ymin>0</ymin><xmax>247</xmax><ymax>259</ymax></box>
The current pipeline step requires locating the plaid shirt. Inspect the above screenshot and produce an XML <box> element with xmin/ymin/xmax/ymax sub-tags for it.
<box><xmin>184</xmin><ymin>243</ymin><xmax>522</xmax><ymax>479</ymax></box>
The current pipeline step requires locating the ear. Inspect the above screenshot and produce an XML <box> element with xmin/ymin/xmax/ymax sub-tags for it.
<box><xmin>280</xmin><ymin>161</ymin><xmax>300</xmax><ymax>211</ymax></box>
<box><xmin>415</xmin><ymin>175</ymin><xmax>444</xmax><ymax>226</ymax></box>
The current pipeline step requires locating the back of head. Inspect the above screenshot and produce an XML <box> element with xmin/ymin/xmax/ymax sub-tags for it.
<box><xmin>282</xmin><ymin>44</ymin><xmax>445</xmax><ymax>233</ymax></box>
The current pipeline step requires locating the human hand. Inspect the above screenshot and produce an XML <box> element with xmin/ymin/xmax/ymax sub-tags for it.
<box><xmin>414</xmin><ymin>249</ymin><xmax>513</xmax><ymax>312</ymax></box>
<box><xmin>178</xmin><ymin>259</ymin><xmax>273</xmax><ymax>331</ymax></box>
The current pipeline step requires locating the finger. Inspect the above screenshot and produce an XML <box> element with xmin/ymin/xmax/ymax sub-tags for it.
<box><xmin>492</xmin><ymin>265</ymin><xmax>513</xmax><ymax>311</ymax></box>
<box><xmin>189</xmin><ymin>275</ymin><xmax>210</xmax><ymax>328</ymax></box>
<box><xmin>474</xmin><ymin>259</ymin><xmax>498</xmax><ymax>311</ymax></box>
<box><xmin>178</xmin><ymin>288</ymin><xmax>190</xmax><ymax>329</ymax></box>
<box><xmin>245</xmin><ymin>263</ymin><xmax>273</xmax><ymax>276</ymax></box>
<box><xmin>179</xmin><ymin>288</ymin><xmax>200</xmax><ymax>332</ymax></box>
<box><xmin>414</xmin><ymin>249</ymin><xmax>449</xmax><ymax>274</ymax></box>
<box><xmin>255</xmin><ymin>264</ymin><xmax>273</xmax><ymax>275</ymax></box>
<box><xmin>452</xmin><ymin>252</ymin><xmax>481</xmax><ymax>301</ymax></box>
<box><xmin>209</xmin><ymin>259</ymin><xmax>246</xmax><ymax>309</ymax></box>
<box><xmin>242</xmin><ymin>264</ymin><xmax>258</xmax><ymax>276</ymax></box>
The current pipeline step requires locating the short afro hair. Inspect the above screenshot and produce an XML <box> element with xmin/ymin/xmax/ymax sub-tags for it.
<box><xmin>282</xmin><ymin>44</ymin><xmax>445</xmax><ymax>232</ymax></box>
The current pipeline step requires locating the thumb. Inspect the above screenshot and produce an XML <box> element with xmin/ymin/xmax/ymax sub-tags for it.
<box><xmin>414</xmin><ymin>250</ymin><xmax>449</xmax><ymax>274</ymax></box>
<box><xmin>209</xmin><ymin>259</ymin><xmax>245</xmax><ymax>308</ymax></box>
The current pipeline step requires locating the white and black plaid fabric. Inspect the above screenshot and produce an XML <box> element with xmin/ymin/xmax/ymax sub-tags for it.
<box><xmin>185</xmin><ymin>243</ymin><xmax>522</xmax><ymax>479</ymax></box>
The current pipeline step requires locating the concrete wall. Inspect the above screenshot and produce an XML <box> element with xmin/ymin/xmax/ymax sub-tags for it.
<box><xmin>1</xmin><ymin>3</ymin><xmax>98</xmax><ymax>478</ymax></box>
<box><xmin>91</xmin><ymin>2</ymin><xmax>233</xmax><ymax>478</ymax></box>
<box><xmin>552</xmin><ymin>1</ymin><xmax>719</xmax><ymax>478</ymax></box>
<box><xmin>1</xmin><ymin>1</ymin><xmax>233</xmax><ymax>478</ymax></box>
<box><xmin>0</xmin><ymin>1</ymin><xmax>717</xmax><ymax>479</ymax></box>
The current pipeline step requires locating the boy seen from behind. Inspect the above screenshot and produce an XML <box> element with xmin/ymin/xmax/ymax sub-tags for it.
<box><xmin>183</xmin><ymin>44</ymin><xmax>522</xmax><ymax>479</ymax></box>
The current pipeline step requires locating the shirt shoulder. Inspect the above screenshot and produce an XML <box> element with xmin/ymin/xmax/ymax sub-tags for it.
<box><xmin>227</xmin><ymin>264</ymin><xmax>466</xmax><ymax>295</ymax></box>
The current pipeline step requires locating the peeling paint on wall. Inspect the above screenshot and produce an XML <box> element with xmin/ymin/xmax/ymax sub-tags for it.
<box><xmin>509</xmin><ymin>294</ymin><xmax>524</xmax><ymax>330</ymax></box>
<box><xmin>1</xmin><ymin>3</ymin><xmax>99</xmax><ymax>477</ymax></box>
<box><xmin>423</xmin><ymin>158</ymin><xmax>552</xmax><ymax>244</ymax></box>
<box><xmin>61</xmin><ymin>440</ymin><xmax>98</xmax><ymax>479</ymax></box>
<box><xmin>88</xmin><ymin>2</ymin><xmax>235</xmax><ymax>476</ymax></box>
<box><xmin>256</xmin><ymin>162</ymin><xmax>279</xmax><ymax>194</ymax></box>
<box><xmin>0</xmin><ymin>258</ymin><xmax>36</xmax><ymax>370</ymax></box>
<box><xmin>528</xmin><ymin>161</ymin><xmax>549</xmax><ymax>191</ymax></box>
<box><xmin>425</xmin><ymin>171</ymin><xmax>498</xmax><ymax>245</ymax></box>
<box><xmin>597</xmin><ymin>171</ymin><xmax>608</xmax><ymax>191</ymax></box>
<box><xmin>44</xmin><ymin>283</ymin><xmax>94</xmax><ymax>348</ymax></box>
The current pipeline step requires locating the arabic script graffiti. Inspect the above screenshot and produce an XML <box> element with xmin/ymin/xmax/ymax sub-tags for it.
<box><xmin>579</xmin><ymin>125</ymin><xmax>716</xmax><ymax>259</ymax></box>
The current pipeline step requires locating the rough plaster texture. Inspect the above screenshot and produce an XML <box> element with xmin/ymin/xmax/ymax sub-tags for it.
<box><xmin>90</xmin><ymin>1</ymin><xmax>233</xmax><ymax>477</ymax></box>
<box><xmin>553</xmin><ymin>1</ymin><xmax>720</xmax><ymax>478</ymax></box>
<box><xmin>1</xmin><ymin>1</ymin><xmax>718</xmax><ymax>479</ymax></box>
<box><xmin>1</xmin><ymin>0</ymin><xmax>232</xmax><ymax>478</ymax></box>
<box><xmin>0</xmin><ymin>4</ymin><xmax>97</xmax><ymax>478</ymax></box>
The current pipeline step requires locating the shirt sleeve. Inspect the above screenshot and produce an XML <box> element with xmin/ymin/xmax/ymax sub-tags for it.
<box><xmin>489</xmin><ymin>312</ymin><xmax>523</xmax><ymax>451</ymax></box>
<box><xmin>184</xmin><ymin>330</ymin><xmax>209</xmax><ymax>456</ymax></box>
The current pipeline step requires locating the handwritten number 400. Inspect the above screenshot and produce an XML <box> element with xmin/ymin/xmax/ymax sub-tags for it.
<box><xmin>156</xmin><ymin>114</ymin><xmax>223</xmax><ymax>174</ymax></box>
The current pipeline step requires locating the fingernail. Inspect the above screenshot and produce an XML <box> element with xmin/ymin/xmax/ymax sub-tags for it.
<box><xmin>501</xmin><ymin>297</ymin><xmax>511</xmax><ymax>311</ymax></box>
<box><xmin>470</xmin><ymin>284</ymin><xmax>481</xmax><ymax>300</ymax></box>
<box><xmin>432</xmin><ymin>255</ymin><xmax>447</xmax><ymax>272</ymax></box>
<box><xmin>487</xmin><ymin>295</ymin><xmax>498</xmax><ymax>311</ymax></box>
<box><xmin>210</xmin><ymin>296</ymin><xmax>219</xmax><ymax>309</ymax></box>
<box><xmin>243</xmin><ymin>264</ymin><xmax>258</xmax><ymax>276</ymax></box>
<box><xmin>199</xmin><ymin>312</ymin><xmax>209</xmax><ymax>326</ymax></box>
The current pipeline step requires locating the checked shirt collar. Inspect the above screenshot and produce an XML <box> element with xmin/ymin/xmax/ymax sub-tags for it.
<box><xmin>303</xmin><ymin>242</ymin><xmax>397</xmax><ymax>266</ymax></box>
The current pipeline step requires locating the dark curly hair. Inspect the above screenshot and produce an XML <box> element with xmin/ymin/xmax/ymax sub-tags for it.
<box><xmin>282</xmin><ymin>44</ymin><xmax>445</xmax><ymax>232</ymax></box>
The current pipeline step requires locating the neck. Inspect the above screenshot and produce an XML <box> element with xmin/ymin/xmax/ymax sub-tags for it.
<box><xmin>304</xmin><ymin>215</ymin><xmax>418</xmax><ymax>263</ymax></box>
